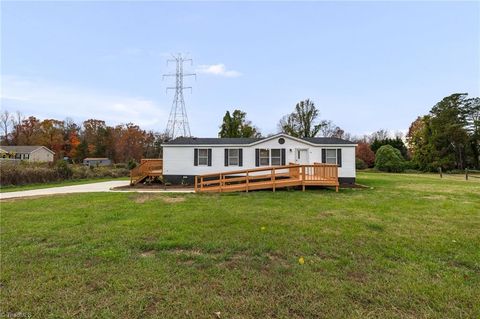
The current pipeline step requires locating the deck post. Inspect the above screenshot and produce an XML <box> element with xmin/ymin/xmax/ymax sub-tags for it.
<box><xmin>220</xmin><ymin>174</ymin><xmax>223</xmax><ymax>193</ymax></box>
<box><xmin>272</xmin><ymin>168</ymin><xmax>275</xmax><ymax>192</ymax></box>
<box><xmin>194</xmin><ymin>176</ymin><xmax>198</xmax><ymax>192</ymax></box>
<box><xmin>246</xmin><ymin>171</ymin><xmax>249</xmax><ymax>192</ymax></box>
<box><xmin>301</xmin><ymin>166</ymin><xmax>305</xmax><ymax>191</ymax></box>
<box><xmin>201</xmin><ymin>176</ymin><xmax>204</xmax><ymax>192</ymax></box>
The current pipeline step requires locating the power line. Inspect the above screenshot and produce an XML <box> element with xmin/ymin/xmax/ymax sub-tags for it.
<box><xmin>163</xmin><ymin>53</ymin><xmax>196</xmax><ymax>139</ymax></box>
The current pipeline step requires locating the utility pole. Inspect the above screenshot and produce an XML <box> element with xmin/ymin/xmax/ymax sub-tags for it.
<box><xmin>163</xmin><ymin>53</ymin><xmax>196</xmax><ymax>139</ymax></box>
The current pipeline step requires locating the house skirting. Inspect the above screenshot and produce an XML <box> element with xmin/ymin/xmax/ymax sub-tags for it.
<box><xmin>163</xmin><ymin>175</ymin><xmax>356</xmax><ymax>186</ymax></box>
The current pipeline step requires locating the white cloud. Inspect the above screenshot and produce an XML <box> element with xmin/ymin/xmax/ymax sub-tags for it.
<box><xmin>0</xmin><ymin>75</ymin><xmax>167</xmax><ymax>129</ymax></box>
<box><xmin>196</xmin><ymin>64</ymin><xmax>242</xmax><ymax>78</ymax></box>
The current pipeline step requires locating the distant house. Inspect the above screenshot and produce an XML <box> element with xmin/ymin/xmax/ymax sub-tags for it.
<box><xmin>83</xmin><ymin>158</ymin><xmax>112</xmax><ymax>167</ymax></box>
<box><xmin>0</xmin><ymin>145</ymin><xmax>55</xmax><ymax>162</ymax></box>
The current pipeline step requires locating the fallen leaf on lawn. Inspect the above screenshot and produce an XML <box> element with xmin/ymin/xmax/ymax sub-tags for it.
<box><xmin>298</xmin><ymin>257</ymin><xmax>305</xmax><ymax>265</ymax></box>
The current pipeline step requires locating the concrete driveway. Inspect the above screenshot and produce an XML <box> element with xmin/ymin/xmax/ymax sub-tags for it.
<box><xmin>0</xmin><ymin>180</ymin><xmax>194</xmax><ymax>200</ymax></box>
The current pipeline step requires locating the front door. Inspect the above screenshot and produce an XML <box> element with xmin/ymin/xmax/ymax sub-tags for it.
<box><xmin>295</xmin><ymin>149</ymin><xmax>309</xmax><ymax>164</ymax></box>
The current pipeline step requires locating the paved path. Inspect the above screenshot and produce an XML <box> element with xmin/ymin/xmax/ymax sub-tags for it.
<box><xmin>0</xmin><ymin>181</ymin><xmax>194</xmax><ymax>200</ymax></box>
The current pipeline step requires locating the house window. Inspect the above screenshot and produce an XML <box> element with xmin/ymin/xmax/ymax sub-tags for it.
<box><xmin>271</xmin><ymin>149</ymin><xmax>281</xmax><ymax>166</ymax></box>
<box><xmin>228</xmin><ymin>149</ymin><xmax>239</xmax><ymax>166</ymax></box>
<box><xmin>15</xmin><ymin>153</ymin><xmax>22</xmax><ymax>159</ymax></box>
<box><xmin>23</xmin><ymin>153</ymin><xmax>29</xmax><ymax>160</ymax></box>
<box><xmin>259</xmin><ymin>149</ymin><xmax>270</xmax><ymax>166</ymax></box>
<box><xmin>326</xmin><ymin>149</ymin><xmax>337</xmax><ymax>164</ymax></box>
<box><xmin>198</xmin><ymin>149</ymin><xmax>209</xmax><ymax>166</ymax></box>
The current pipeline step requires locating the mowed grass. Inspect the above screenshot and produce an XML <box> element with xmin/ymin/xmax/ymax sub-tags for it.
<box><xmin>1</xmin><ymin>172</ymin><xmax>479</xmax><ymax>318</ymax></box>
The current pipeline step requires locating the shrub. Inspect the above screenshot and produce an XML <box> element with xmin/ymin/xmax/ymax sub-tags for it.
<box><xmin>374</xmin><ymin>145</ymin><xmax>405</xmax><ymax>172</ymax></box>
<box><xmin>356</xmin><ymin>158</ymin><xmax>367</xmax><ymax>170</ymax></box>
<box><xmin>55</xmin><ymin>160</ymin><xmax>73</xmax><ymax>179</ymax></box>
<box><xmin>0</xmin><ymin>162</ymin><xmax>60</xmax><ymax>186</ymax></box>
<box><xmin>0</xmin><ymin>162</ymin><xmax>129</xmax><ymax>186</ymax></box>
<box><xmin>127</xmin><ymin>159</ymin><xmax>137</xmax><ymax>170</ymax></box>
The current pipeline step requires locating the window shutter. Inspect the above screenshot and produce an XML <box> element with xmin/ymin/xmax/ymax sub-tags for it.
<box><xmin>208</xmin><ymin>149</ymin><xmax>212</xmax><ymax>166</ymax></box>
<box><xmin>224</xmin><ymin>149</ymin><xmax>229</xmax><ymax>166</ymax></box>
<box><xmin>239</xmin><ymin>149</ymin><xmax>243</xmax><ymax>166</ymax></box>
<box><xmin>321</xmin><ymin>149</ymin><xmax>326</xmax><ymax>163</ymax></box>
<box><xmin>337</xmin><ymin>149</ymin><xmax>342</xmax><ymax>167</ymax></box>
<box><xmin>281</xmin><ymin>148</ymin><xmax>286</xmax><ymax>165</ymax></box>
<box><xmin>255</xmin><ymin>149</ymin><xmax>259</xmax><ymax>167</ymax></box>
<box><xmin>194</xmin><ymin>148</ymin><xmax>198</xmax><ymax>166</ymax></box>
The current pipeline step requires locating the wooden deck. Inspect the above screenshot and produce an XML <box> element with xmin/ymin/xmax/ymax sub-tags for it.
<box><xmin>130</xmin><ymin>159</ymin><xmax>163</xmax><ymax>185</ymax></box>
<box><xmin>195</xmin><ymin>163</ymin><xmax>339</xmax><ymax>193</ymax></box>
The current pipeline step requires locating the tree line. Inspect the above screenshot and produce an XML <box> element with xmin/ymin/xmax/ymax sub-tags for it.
<box><xmin>219</xmin><ymin>94</ymin><xmax>479</xmax><ymax>171</ymax></box>
<box><xmin>2</xmin><ymin>93</ymin><xmax>478</xmax><ymax>170</ymax></box>
<box><xmin>0</xmin><ymin>113</ymin><xmax>165</xmax><ymax>163</ymax></box>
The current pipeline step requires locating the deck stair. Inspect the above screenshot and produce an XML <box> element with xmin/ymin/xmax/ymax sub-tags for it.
<box><xmin>130</xmin><ymin>159</ymin><xmax>163</xmax><ymax>185</ymax></box>
<box><xmin>195</xmin><ymin>163</ymin><xmax>339</xmax><ymax>193</ymax></box>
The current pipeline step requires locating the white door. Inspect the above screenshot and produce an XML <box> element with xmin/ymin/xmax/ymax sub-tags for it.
<box><xmin>295</xmin><ymin>149</ymin><xmax>309</xmax><ymax>164</ymax></box>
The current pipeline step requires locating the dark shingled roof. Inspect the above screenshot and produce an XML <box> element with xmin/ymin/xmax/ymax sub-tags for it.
<box><xmin>164</xmin><ymin>136</ymin><xmax>354</xmax><ymax>145</ymax></box>
<box><xmin>0</xmin><ymin>145</ymin><xmax>54</xmax><ymax>153</ymax></box>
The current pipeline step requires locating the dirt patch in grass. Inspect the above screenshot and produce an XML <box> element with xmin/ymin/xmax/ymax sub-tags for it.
<box><xmin>140</xmin><ymin>250</ymin><xmax>156</xmax><ymax>258</ymax></box>
<box><xmin>422</xmin><ymin>194</ymin><xmax>448</xmax><ymax>201</ymax></box>
<box><xmin>130</xmin><ymin>194</ymin><xmax>186</xmax><ymax>204</ymax></box>
<box><xmin>131</xmin><ymin>193</ymin><xmax>158</xmax><ymax>203</ymax></box>
<box><xmin>161</xmin><ymin>197</ymin><xmax>186</xmax><ymax>204</ymax></box>
<box><xmin>347</xmin><ymin>270</ymin><xmax>368</xmax><ymax>283</ymax></box>
<box><xmin>316</xmin><ymin>211</ymin><xmax>335</xmax><ymax>219</ymax></box>
<box><xmin>167</xmin><ymin>248</ymin><xmax>203</xmax><ymax>256</ymax></box>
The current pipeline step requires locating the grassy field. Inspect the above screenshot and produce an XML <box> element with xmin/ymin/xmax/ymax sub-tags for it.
<box><xmin>1</xmin><ymin>172</ymin><xmax>479</xmax><ymax>318</ymax></box>
<box><xmin>0</xmin><ymin>177</ymin><xmax>129</xmax><ymax>193</ymax></box>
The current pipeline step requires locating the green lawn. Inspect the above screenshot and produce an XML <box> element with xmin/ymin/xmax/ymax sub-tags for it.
<box><xmin>1</xmin><ymin>172</ymin><xmax>479</xmax><ymax>318</ymax></box>
<box><xmin>0</xmin><ymin>177</ymin><xmax>129</xmax><ymax>193</ymax></box>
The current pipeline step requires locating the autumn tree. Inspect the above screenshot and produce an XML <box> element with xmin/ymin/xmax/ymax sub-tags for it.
<box><xmin>83</xmin><ymin>119</ymin><xmax>107</xmax><ymax>157</ymax></box>
<box><xmin>356</xmin><ymin>143</ymin><xmax>375</xmax><ymax>167</ymax></box>
<box><xmin>39</xmin><ymin>119</ymin><xmax>65</xmax><ymax>159</ymax></box>
<box><xmin>15</xmin><ymin>116</ymin><xmax>42</xmax><ymax>145</ymax></box>
<box><xmin>115</xmin><ymin>123</ymin><xmax>146</xmax><ymax>162</ymax></box>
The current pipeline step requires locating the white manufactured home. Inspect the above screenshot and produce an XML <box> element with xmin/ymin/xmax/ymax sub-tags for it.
<box><xmin>162</xmin><ymin>133</ymin><xmax>357</xmax><ymax>185</ymax></box>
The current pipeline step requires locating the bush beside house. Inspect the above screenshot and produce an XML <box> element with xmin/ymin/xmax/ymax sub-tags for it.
<box><xmin>374</xmin><ymin>145</ymin><xmax>405</xmax><ymax>172</ymax></box>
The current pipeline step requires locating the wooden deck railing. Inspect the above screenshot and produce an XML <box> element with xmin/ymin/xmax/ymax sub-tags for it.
<box><xmin>130</xmin><ymin>159</ymin><xmax>163</xmax><ymax>185</ymax></box>
<box><xmin>195</xmin><ymin>163</ymin><xmax>339</xmax><ymax>193</ymax></box>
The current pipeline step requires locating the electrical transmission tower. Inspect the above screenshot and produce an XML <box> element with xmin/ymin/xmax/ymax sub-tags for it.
<box><xmin>163</xmin><ymin>53</ymin><xmax>196</xmax><ymax>139</ymax></box>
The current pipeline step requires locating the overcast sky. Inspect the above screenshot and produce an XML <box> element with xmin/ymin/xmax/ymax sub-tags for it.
<box><xmin>1</xmin><ymin>1</ymin><xmax>479</xmax><ymax>137</ymax></box>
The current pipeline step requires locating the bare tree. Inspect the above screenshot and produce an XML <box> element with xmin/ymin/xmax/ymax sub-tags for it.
<box><xmin>278</xmin><ymin>99</ymin><xmax>324</xmax><ymax>138</ymax></box>
<box><xmin>0</xmin><ymin>110</ymin><xmax>12</xmax><ymax>144</ymax></box>
<box><xmin>10</xmin><ymin>111</ymin><xmax>24</xmax><ymax>144</ymax></box>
